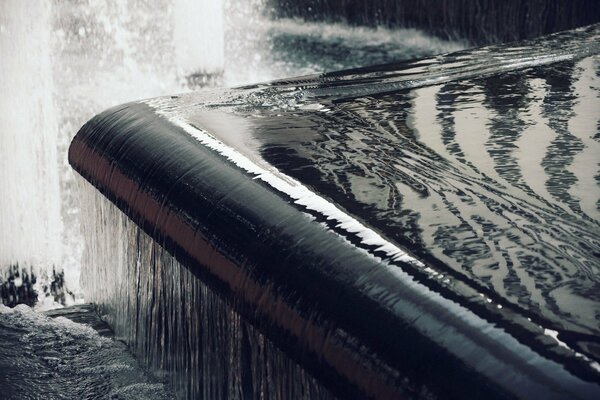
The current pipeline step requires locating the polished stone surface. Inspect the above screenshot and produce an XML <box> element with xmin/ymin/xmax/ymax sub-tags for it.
<box><xmin>70</xmin><ymin>24</ymin><xmax>600</xmax><ymax>399</ymax></box>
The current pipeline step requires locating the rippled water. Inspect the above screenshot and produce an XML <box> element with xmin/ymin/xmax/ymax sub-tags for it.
<box><xmin>287</xmin><ymin>55</ymin><xmax>600</xmax><ymax>339</ymax></box>
<box><xmin>0</xmin><ymin>304</ymin><xmax>169</xmax><ymax>400</ymax></box>
<box><xmin>157</xmin><ymin>24</ymin><xmax>600</xmax><ymax>362</ymax></box>
<box><xmin>1</xmin><ymin>1</ymin><xmax>467</xmax><ymax>398</ymax></box>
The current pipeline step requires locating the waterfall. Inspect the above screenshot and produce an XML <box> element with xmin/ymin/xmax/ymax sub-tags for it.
<box><xmin>78</xmin><ymin>177</ymin><xmax>334</xmax><ymax>399</ymax></box>
<box><xmin>0</xmin><ymin>1</ymin><xmax>62</xmax><ymax>287</ymax></box>
<box><xmin>9</xmin><ymin>1</ymin><xmax>598</xmax><ymax>398</ymax></box>
<box><xmin>1</xmin><ymin>0</ymin><xmax>231</xmax><ymax>305</ymax></box>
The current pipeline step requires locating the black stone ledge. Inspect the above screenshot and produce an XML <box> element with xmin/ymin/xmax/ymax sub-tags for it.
<box><xmin>69</xmin><ymin>102</ymin><xmax>600</xmax><ymax>400</ymax></box>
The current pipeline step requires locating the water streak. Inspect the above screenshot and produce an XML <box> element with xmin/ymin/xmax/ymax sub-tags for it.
<box><xmin>0</xmin><ymin>1</ymin><xmax>62</xmax><ymax>274</ymax></box>
<box><xmin>153</xmin><ymin>28</ymin><xmax>600</xmax><ymax>362</ymax></box>
<box><xmin>78</xmin><ymin>179</ymin><xmax>335</xmax><ymax>400</ymax></box>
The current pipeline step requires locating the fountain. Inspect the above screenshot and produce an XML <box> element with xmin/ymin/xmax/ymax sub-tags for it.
<box><xmin>71</xmin><ymin>18</ymin><xmax>600</xmax><ymax>400</ymax></box>
<box><xmin>2</xmin><ymin>0</ymin><xmax>600</xmax><ymax>399</ymax></box>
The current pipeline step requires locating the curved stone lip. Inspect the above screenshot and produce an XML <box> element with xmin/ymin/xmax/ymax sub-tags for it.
<box><xmin>69</xmin><ymin>102</ymin><xmax>600</xmax><ymax>399</ymax></box>
<box><xmin>238</xmin><ymin>23</ymin><xmax>600</xmax><ymax>101</ymax></box>
<box><xmin>69</xmin><ymin>24</ymin><xmax>600</xmax><ymax>400</ymax></box>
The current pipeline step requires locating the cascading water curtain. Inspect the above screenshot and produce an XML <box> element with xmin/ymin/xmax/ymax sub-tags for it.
<box><xmin>0</xmin><ymin>0</ymin><xmax>62</xmax><ymax>303</ymax></box>
<box><xmin>1</xmin><ymin>0</ymin><xmax>233</xmax><ymax>305</ymax></box>
<box><xmin>78</xmin><ymin>177</ymin><xmax>334</xmax><ymax>400</ymax></box>
<box><xmin>175</xmin><ymin>0</ymin><xmax>225</xmax><ymax>77</ymax></box>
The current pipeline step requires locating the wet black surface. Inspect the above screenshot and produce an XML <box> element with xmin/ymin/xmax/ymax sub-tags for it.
<box><xmin>178</xmin><ymin>24</ymin><xmax>600</xmax><ymax>353</ymax></box>
<box><xmin>72</xmin><ymin>101</ymin><xmax>598</xmax><ymax>399</ymax></box>
<box><xmin>250</xmin><ymin>59</ymin><xmax>600</xmax><ymax>339</ymax></box>
<box><xmin>70</xmin><ymin>24</ymin><xmax>600</xmax><ymax>400</ymax></box>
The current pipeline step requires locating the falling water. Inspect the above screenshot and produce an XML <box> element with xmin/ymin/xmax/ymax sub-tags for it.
<box><xmin>52</xmin><ymin>0</ymin><xmax>188</xmax><ymax>302</ymax></box>
<box><xmin>0</xmin><ymin>0</ymin><xmax>471</xmax><ymax>397</ymax></box>
<box><xmin>174</xmin><ymin>0</ymin><xmax>224</xmax><ymax>77</ymax></box>
<box><xmin>0</xmin><ymin>2</ymin><xmax>62</xmax><ymax>288</ymax></box>
<box><xmin>1</xmin><ymin>0</ymin><xmax>219</xmax><ymax>304</ymax></box>
<box><xmin>78</xmin><ymin>181</ymin><xmax>336</xmax><ymax>399</ymax></box>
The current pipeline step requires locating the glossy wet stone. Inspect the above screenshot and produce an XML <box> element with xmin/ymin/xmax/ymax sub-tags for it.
<box><xmin>70</xmin><ymin>24</ymin><xmax>600</xmax><ymax>400</ymax></box>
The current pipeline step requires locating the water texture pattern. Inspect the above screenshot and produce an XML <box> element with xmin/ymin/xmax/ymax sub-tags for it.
<box><xmin>269</xmin><ymin>0</ymin><xmax>600</xmax><ymax>45</ymax></box>
<box><xmin>0</xmin><ymin>304</ymin><xmax>169</xmax><ymax>400</ymax></box>
<box><xmin>0</xmin><ymin>0</ymin><xmax>464</xmax><ymax>300</ymax></box>
<box><xmin>77</xmin><ymin>185</ymin><xmax>335</xmax><ymax>400</ymax></box>
<box><xmin>165</xmin><ymin>24</ymin><xmax>600</xmax><ymax>352</ymax></box>
<box><xmin>71</xmin><ymin>25</ymin><xmax>600</xmax><ymax>399</ymax></box>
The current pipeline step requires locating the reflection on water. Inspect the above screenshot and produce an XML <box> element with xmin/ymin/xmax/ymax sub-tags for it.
<box><xmin>255</xmin><ymin>55</ymin><xmax>600</xmax><ymax>346</ymax></box>
<box><xmin>158</xmin><ymin>26</ymin><xmax>600</xmax><ymax>362</ymax></box>
<box><xmin>409</xmin><ymin>58</ymin><xmax>600</xmax><ymax>335</ymax></box>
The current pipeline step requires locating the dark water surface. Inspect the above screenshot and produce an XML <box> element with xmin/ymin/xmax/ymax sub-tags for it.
<box><xmin>158</xmin><ymin>24</ymin><xmax>600</xmax><ymax>363</ymax></box>
<box><xmin>278</xmin><ymin>57</ymin><xmax>600</xmax><ymax>345</ymax></box>
<box><xmin>260</xmin><ymin>57</ymin><xmax>600</xmax><ymax>336</ymax></box>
